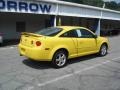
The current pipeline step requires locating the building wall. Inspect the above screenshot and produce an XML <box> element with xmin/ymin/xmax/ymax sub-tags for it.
<box><xmin>0</xmin><ymin>15</ymin><xmax>19</xmax><ymax>40</ymax></box>
<box><xmin>0</xmin><ymin>13</ymin><xmax>50</xmax><ymax>40</ymax></box>
<box><xmin>0</xmin><ymin>13</ymin><xmax>97</xmax><ymax>40</ymax></box>
<box><xmin>0</xmin><ymin>12</ymin><xmax>120</xmax><ymax>40</ymax></box>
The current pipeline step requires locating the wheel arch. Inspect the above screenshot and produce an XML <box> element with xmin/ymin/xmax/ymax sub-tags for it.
<box><xmin>54</xmin><ymin>48</ymin><xmax>69</xmax><ymax>57</ymax></box>
<box><xmin>100</xmin><ymin>42</ymin><xmax>108</xmax><ymax>49</ymax></box>
<box><xmin>49</xmin><ymin>47</ymin><xmax>69</xmax><ymax>60</ymax></box>
<box><xmin>99</xmin><ymin>42</ymin><xmax>109</xmax><ymax>52</ymax></box>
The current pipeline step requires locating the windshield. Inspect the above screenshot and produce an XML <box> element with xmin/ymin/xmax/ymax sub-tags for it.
<box><xmin>35</xmin><ymin>27</ymin><xmax>62</xmax><ymax>36</ymax></box>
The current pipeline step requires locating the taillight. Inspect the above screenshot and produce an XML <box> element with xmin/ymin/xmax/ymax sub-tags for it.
<box><xmin>36</xmin><ymin>41</ymin><xmax>41</xmax><ymax>46</ymax></box>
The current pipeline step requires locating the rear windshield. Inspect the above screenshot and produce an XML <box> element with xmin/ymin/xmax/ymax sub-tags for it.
<box><xmin>35</xmin><ymin>27</ymin><xmax>62</xmax><ymax>36</ymax></box>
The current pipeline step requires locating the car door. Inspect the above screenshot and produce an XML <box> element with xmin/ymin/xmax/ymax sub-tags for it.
<box><xmin>60</xmin><ymin>30</ymin><xmax>78</xmax><ymax>58</ymax></box>
<box><xmin>76</xmin><ymin>29</ymin><xmax>97</xmax><ymax>56</ymax></box>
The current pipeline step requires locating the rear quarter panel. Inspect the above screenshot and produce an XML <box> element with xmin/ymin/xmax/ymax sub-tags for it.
<box><xmin>43</xmin><ymin>37</ymin><xmax>78</xmax><ymax>59</ymax></box>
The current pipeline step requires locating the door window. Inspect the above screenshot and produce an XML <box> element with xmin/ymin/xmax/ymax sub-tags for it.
<box><xmin>60</xmin><ymin>30</ymin><xmax>78</xmax><ymax>38</ymax></box>
<box><xmin>60</xmin><ymin>29</ymin><xmax>94</xmax><ymax>38</ymax></box>
<box><xmin>79</xmin><ymin>29</ymin><xmax>94</xmax><ymax>38</ymax></box>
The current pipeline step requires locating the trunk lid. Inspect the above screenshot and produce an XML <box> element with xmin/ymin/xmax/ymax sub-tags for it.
<box><xmin>20</xmin><ymin>32</ymin><xmax>43</xmax><ymax>47</ymax></box>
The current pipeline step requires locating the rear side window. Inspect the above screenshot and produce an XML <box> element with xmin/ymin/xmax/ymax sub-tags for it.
<box><xmin>35</xmin><ymin>27</ymin><xmax>62</xmax><ymax>36</ymax></box>
<box><xmin>60</xmin><ymin>30</ymin><xmax>78</xmax><ymax>37</ymax></box>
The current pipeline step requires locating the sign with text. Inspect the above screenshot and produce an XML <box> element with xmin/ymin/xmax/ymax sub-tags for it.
<box><xmin>0</xmin><ymin>0</ymin><xmax>56</xmax><ymax>14</ymax></box>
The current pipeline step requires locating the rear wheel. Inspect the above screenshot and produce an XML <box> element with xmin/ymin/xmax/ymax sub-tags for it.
<box><xmin>52</xmin><ymin>50</ymin><xmax>67</xmax><ymax>68</ymax></box>
<box><xmin>99</xmin><ymin>44</ymin><xmax>108</xmax><ymax>56</ymax></box>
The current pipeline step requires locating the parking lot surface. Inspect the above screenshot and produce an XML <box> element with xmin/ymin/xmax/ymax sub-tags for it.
<box><xmin>0</xmin><ymin>36</ymin><xmax>120</xmax><ymax>90</ymax></box>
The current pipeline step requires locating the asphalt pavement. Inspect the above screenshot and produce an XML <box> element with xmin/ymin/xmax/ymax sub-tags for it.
<box><xmin>0</xmin><ymin>36</ymin><xmax>120</xmax><ymax>90</ymax></box>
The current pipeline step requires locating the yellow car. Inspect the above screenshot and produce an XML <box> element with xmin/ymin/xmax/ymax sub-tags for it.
<box><xmin>18</xmin><ymin>26</ymin><xmax>109</xmax><ymax>68</ymax></box>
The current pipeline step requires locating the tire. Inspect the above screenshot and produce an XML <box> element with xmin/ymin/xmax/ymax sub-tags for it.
<box><xmin>52</xmin><ymin>50</ymin><xmax>68</xmax><ymax>68</ymax></box>
<box><xmin>99</xmin><ymin>44</ymin><xmax>108</xmax><ymax>56</ymax></box>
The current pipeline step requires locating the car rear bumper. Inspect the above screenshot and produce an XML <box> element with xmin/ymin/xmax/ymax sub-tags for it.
<box><xmin>18</xmin><ymin>44</ymin><xmax>51</xmax><ymax>61</ymax></box>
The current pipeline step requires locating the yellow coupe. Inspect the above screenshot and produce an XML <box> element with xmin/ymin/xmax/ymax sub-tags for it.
<box><xmin>18</xmin><ymin>26</ymin><xmax>109</xmax><ymax>68</ymax></box>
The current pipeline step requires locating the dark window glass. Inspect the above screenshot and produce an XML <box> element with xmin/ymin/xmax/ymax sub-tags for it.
<box><xmin>16</xmin><ymin>22</ymin><xmax>26</xmax><ymax>32</ymax></box>
<box><xmin>60</xmin><ymin>30</ymin><xmax>78</xmax><ymax>37</ymax></box>
<box><xmin>80</xmin><ymin>29</ymin><xmax>94</xmax><ymax>38</ymax></box>
<box><xmin>35</xmin><ymin>27</ymin><xmax>62</xmax><ymax>36</ymax></box>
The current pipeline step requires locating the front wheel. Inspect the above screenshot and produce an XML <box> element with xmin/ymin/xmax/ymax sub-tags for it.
<box><xmin>99</xmin><ymin>44</ymin><xmax>108</xmax><ymax>56</ymax></box>
<box><xmin>52</xmin><ymin>50</ymin><xmax>67</xmax><ymax>68</ymax></box>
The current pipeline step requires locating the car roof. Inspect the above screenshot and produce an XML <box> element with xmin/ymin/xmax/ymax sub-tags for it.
<box><xmin>55</xmin><ymin>26</ymin><xmax>96</xmax><ymax>36</ymax></box>
<box><xmin>56</xmin><ymin>26</ymin><xmax>88</xmax><ymax>31</ymax></box>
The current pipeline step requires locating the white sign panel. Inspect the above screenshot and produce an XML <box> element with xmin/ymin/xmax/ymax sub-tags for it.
<box><xmin>0</xmin><ymin>0</ymin><xmax>57</xmax><ymax>15</ymax></box>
